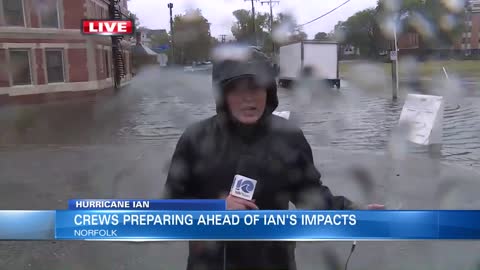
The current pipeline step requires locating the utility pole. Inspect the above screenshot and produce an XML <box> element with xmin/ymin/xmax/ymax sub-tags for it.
<box><xmin>261</xmin><ymin>0</ymin><xmax>279</xmax><ymax>54</ymax></box>
<box><xmin>245</xmin><ymin>0</ymin><xmax>258</xmax><ymax>46</ymax></box>
<box><xmin>168</xmin><ymin>3</ymin><xmax>175</xmax><ymax>65</ymax></box>
<box><xmin>391</xmin><ymin>14</ymin><xmax>399</xmax><ymax>101</ymax></box>
<box><xmin>220</xmin><ymin>34</ymin><xmax>227</xmax><ymax>43</ymax></box>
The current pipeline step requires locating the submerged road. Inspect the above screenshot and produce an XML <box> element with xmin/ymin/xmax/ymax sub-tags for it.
<box><xmin>0</xmin><ymin>67</ymin><xmax>480</xmax><ymax>270</ymax></box>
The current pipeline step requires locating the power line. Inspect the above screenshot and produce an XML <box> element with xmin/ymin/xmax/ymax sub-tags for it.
<box><xmin>244</xmin><ymin>0</ymin><xmax>259</xmax><ymax>45</ymax></box>
<box><xmin>295</xmin><ymin>0</ymin><xmax>352</xmax><ymax>29</ymax></box>
<box><xmin>261</xmin><ymin>0</ymin><xmax>280</xmax><ymax>53</ymax></box>
<box><xmin>220</xmin><ymin>34</ymin><xmax>227</xmax><ymax>43</ymax></box>
<box><xmin>260</xmin><ymin>0</ymin><xmax>280</xmax><ymax>33</ymax></box>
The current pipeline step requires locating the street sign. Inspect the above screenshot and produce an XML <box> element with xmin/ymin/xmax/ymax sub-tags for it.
<box><xmin>390</xmin><ymin>50</ymin><xmax>397</xmax><ymax>61</ymax></box>
<box><xmin>155</xmin><ymin>44</ymin><xmax>170</xmax><ymax>51</ymax></box>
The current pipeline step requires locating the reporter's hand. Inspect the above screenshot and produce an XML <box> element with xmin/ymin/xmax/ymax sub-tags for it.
<box><xmin>226</xmin><ymin>195</ymin><xmax>259</xmax><ymax>210</ymax></box>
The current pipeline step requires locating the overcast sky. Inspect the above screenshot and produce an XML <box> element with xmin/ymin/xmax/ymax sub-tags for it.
<box><xmin>128</xmin><ymin>0</ymin><xmax>378</xmax><ymax>39</ymax></box>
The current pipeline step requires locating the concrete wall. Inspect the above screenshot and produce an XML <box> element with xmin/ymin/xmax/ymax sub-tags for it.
<box><xmin>0</xmin><ymin>78</ymin><xmax>114</xmax><ymax>96</ymax></box>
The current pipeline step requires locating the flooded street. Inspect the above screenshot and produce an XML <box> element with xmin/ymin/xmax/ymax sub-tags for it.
<box><xmin>1</xmin><ymin>67</ymin><xmax>480</xmax><ymax>270</ymax></box>
<box><xmin>2</xmin><ymin>0</ymin><xmax>480</xmax><ymax>267</ymax></box>
<box><xmin>2</xmin><ymin>67</ymin><xmax>479</xmax><ymax>168</ymax></box>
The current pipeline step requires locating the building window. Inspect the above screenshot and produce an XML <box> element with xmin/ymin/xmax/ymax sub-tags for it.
<box><xmin>9</xmin><ymin>50</ymin><xmax>31</xmax><ymax>85</ymax></box>
<box><xmin>105</xmin><ymin>51</ymin><xmax>110</xmax><ymax>78</ymax></box>
<box><xmin>45</xmin><ymin>50</ymin><xmax>65</xmax><ymax>83</ymax></box>
<box><xmin>2</xmin><ymin>0</ymin><xmax>25</xmax><ymax>26</ymax></box>
<box><xmin>39</xmin><ymin>0</ymin><xmax>59</xmax><ymax>28</ymax></box>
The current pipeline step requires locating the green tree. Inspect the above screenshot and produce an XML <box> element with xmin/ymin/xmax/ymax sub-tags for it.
<box><xmin>340</xmin><ymin>8</ymin><xmax>381</xmax><ymax>57</ymax></box>
<box><xmin>290</xmin><ymin>30</ymin><xmax>308</xmax><ymax>42</ymax></box>
<box><xmin>230</xmin><ymin>11</ymin><xmax>305</xmax><ymax>54</ymax></box>
<box><xmin>128</xmin><ymin>12</ymin><xmax>140</xmax><ymax>29</ymax></box>
<box><xmin>269</xmin><ymin>13</ymin><xmax>307</xmax><ymax>53</ymax></box>
<box><xmin>150</xmin><ymin>31</ymin><xmax>170</xmax><ymax>49</ymax></box>
<box><xmin>211</xmin><ymin>37</ymin><xmax>220</xmax><ymax>46</ymax></box>
<box><xmin>376</xmin><ymin>0</ymin><xmax>465</xmax><ymax>50</ymax></box>
<box><xmin>421</xmin><ymin>0</ymin><xmax>465</xmax><ymax>48</ymax></box>
<box><xmin>272</xmin><ymin>12</ymin><xmax>302</xmax><ymax>44</ymax></box>
<box><xmin>314</xmin><ymin>32</ymin><xmax>329</xmax><ymax>41</ymax></box>
<box><xmin>172</xmin><ymin>9</ymin><xmax>213</xmax><ymax>65</ymax></box>
<box><xmin>231</xmin><ymin>9</ymin><xmax>269</xmax><ymax>45</ymax></box>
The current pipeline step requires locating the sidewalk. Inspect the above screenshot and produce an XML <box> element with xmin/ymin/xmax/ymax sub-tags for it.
<box><xmin>0</xmin><ymin>143</ymin><xmax>479</xmax><ymax>270</ymax></box>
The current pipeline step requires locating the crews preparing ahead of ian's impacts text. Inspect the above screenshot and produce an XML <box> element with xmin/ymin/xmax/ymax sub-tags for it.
<box><xmin>73</xmin><ymin>213</ymin><xmax>357</xmax><ymax>226</ymax></box>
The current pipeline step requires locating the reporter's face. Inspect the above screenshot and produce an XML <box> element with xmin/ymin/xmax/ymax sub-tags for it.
<box><xmin>225</xmin><ymin>78</ymin><xmax>267</xmax><ymax>125</ymax></box>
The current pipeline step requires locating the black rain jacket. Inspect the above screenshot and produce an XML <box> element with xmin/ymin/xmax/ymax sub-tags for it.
<box><xmin>164</xmin><ymin>77</ymin><xmax>358</xmax><ymax>270</ymax></box>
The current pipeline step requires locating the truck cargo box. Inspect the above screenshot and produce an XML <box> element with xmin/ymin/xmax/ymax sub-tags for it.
<box><xmin>278</xmin><ymin>40</ymin><xmax>340</xmax><ymax>89</ymax></box>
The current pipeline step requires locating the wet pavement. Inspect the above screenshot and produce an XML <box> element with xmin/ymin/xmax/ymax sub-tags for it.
<box><xmin>1</xmin><ymin>66</ymin><xmax>480</xmax><ymax>270</ymax></box>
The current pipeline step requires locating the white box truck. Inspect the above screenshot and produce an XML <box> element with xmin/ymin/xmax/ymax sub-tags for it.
<box><xmin>278</xmin><ymin>41</ymin><xmax>340</xmax><ymax>89</ymax></box>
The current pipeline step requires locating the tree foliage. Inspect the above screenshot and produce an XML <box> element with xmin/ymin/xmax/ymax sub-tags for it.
<box><xmin>230</xmin><ymin>10</ymin><xmax>307</xmax><ymax>54</ymax></box>
<box><xmin>376</xmin><ymin>0</ymin><xmax>465</xmax><ymax>48</ymax></box>
<box><xmin>129</xmin><ymin>12</ymin><xmax>140</xmax><ymax>29</ymax></box>
<box><xmin>271</xmin><ymin>13</ymin><xmax>307</xmax><ymax>47</ymax></box>
<box><xmin>172</xmin><ymin>9</ymin><xmax>213</xmax><ymax>64</ymax></box>
<box><xmin>231</xmin><ymin>9</ymin><xmax>270</xmax><ymax>45</ymax></box>
<box><xmin>335</xmin><ymin>0</ymin><xmax>466</xmax><ymax>57</ymax></box>
<box><xmin>314</xmin><ymin>32</ymin><xmax>329</xmax><ymax>41</ymax></box>
<box><xmin>335</xmin><ymin>8</ymin><xmax>383</xmax><ymax>57</ymax></box>
<box><xmin>150</xmin><ymin>31</ymin><xmax>170</xmax><ymax>50</ymax></box>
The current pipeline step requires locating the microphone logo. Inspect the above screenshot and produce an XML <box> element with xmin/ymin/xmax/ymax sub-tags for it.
<box><xmin>230</xmin><ymin>175</ymin><xmax>257</xmax><ymax>201</ymax></box>
<box><xmin>235</xmin><ymin>179</ymin><xmax>254</xmax><ymax>193</ymax></box>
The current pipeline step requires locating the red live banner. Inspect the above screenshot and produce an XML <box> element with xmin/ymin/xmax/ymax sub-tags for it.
<box><xmin>82</xmin><ymin>20</ymin><xmax>134</xmax><ymax>36</ymax></box>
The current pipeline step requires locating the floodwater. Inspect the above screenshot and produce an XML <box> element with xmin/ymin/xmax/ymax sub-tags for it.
<box><xmin>0</xmin><ymin>66</ymin><xmax>480</xmax><ymax>270</ymax></box>
<box><xmin>2</xmin><ymin>66</ymin><xmax>478</xmax><ymax>168</ymax></box>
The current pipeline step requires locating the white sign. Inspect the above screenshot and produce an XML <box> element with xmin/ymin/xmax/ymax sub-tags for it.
<box><xmin>272</xmin><ymin>111</ymin><xmax>291</xmax><ymax>120</ymax></box>
<box><xmin>390</xmin><ymin>51</ymin><xmax>397</xmax><ymax>61</ymax></box>
<box><xmin>398</xmin><ymin>94</ymin><xmax>444</xmax><ymax>145</ymax></box>
<box><xmin>230</xmin><ymin>175</ymin><xmax>257</xmax><ymax>201</ymax></box>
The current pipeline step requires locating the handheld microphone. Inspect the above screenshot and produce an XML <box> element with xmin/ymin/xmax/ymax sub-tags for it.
<box><xmin>230</xmin><ymin>175</ymin><xmax>257</xmax><ymax>201</ymax></box>
<box><xmin>229</xmin><ymin>158</ymin><xmax>259</xmax><ymax>201</ymax></box>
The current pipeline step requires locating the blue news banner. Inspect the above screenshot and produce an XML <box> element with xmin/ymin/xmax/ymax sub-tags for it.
<box><xmin>1</xmin><ymin>200</ymin><xmax>480</xmax><ymax>240</ymax></box>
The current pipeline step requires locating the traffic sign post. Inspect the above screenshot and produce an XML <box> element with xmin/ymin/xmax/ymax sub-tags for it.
<box><xmin>390</xmin><ymin>51</ymin><xmax>397</xmax><ymax>61</ymax></box>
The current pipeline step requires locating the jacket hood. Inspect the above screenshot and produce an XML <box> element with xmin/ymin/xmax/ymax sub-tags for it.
<box><xmin>212</xmin><ymin>46</ymin><xmax>279</xmax><ymax>118</ymax></box>
<box><xmin>213</xmin><ymin>78</ymin><xmax>279</xmax><ymax>117</ymax></box>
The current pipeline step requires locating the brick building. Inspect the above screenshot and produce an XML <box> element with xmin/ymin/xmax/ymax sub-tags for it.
<box><xmin>456</xmin><ymin>0</ymin><xmax>480</xmax><ymax>51</ymax></box>
<box><xmin>0</xmin><ymin>0</ymin><xmax>132</xmax><ymax>103</ymax></box>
